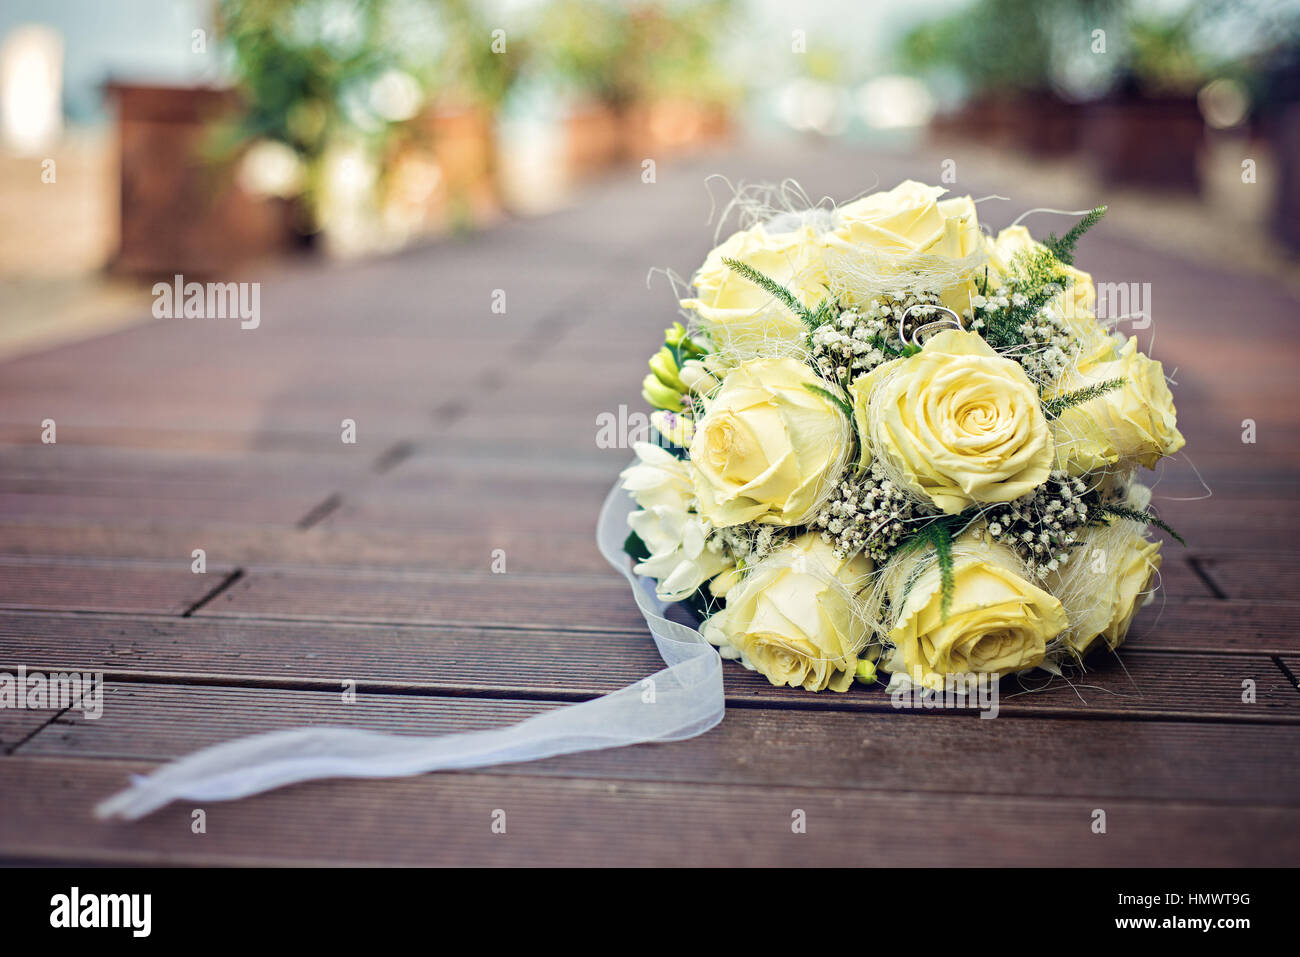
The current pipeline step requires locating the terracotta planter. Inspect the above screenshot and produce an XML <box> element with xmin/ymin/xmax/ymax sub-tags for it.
<box><xmin>1009</xmin><ymin>93</ymin><xmax>1082</xmax><ymax>156</ymax></box>
<box><xmin>107</xmin><ymin>83</ymin><xmax>300</xmax><ymax>276</ymax></box>
<box><xmin>621</xmin><ymin>99</ymin><xmax>731</xmax><ymax>161</ymax></box>
<box><xmin>564</xmin><ymin>102</ymin><xmax>622</xmax><ymax>178</ymax></box>
<box><xmin>1082</xmin><ymin>96</ymin><xmax>1205</xmax><ymax>192</ymax></box>
<box><xmin>416</xmin><ymin>105</ymin><xmax>501</xmax><ymax>230</ymax></box>
<box><xmin>929</xmin><ymin>94</ymin><xmax>1080</xmax><ymax>156</ymax></box>
<box><xmin>927</xmin><ymin>96</ymin><xmax>1021</xmax><ymax>148</ymax></box>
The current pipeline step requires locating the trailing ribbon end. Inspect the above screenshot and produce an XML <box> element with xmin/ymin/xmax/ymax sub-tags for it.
<box><xmin>91</xmin><ymin>477</ymin><xmax>726</xmax><ymax>821</ymax></box>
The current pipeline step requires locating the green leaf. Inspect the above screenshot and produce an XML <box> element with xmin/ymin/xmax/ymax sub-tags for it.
<box><xmin>623</xmin><ymin>530</ymin><xmax>651</xmax><ymax>563</ymax></box>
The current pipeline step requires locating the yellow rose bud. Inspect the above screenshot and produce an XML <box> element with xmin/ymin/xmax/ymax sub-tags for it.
<box><xmin>703</xmin><ymin>533</ymin><xmax>873</xmax><ymax>692</ymax></box>
<box><xmin>883</xmin><ymin>530</ymin><xmax>1067</xmax><ymax>691</ymax></box>
<box><xmin>680</xmin><ymin>223</ymin><xmax>829</xmax><ymax>355</ymax></box>
<box><xmin>1049</xmin><ymin>337</ymin><xmax>1185</xmax><ymax>474</ymax></box>
<box><xmin>642</xmin><ymin>373</ymin><xmax>683</xmax><ymax>412</ymax></box>
<box><xmin>689</xmin><ymin>358</ymin><xmax>850</xmax><ymax>527</ymax></box>
<box><xmin>852</xmin><ymin>329</ymin><xmax>1053</xmax><ymax>514</ymax></box>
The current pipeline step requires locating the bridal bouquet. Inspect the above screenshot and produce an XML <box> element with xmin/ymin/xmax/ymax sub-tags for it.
<box><xmin>621</xmin><ymin>181</ymin><xmax>1185</xmax><ymax>694</ymax></box>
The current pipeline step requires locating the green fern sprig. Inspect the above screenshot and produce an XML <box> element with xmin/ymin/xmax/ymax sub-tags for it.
<box><xmin>1043</xmin><ymin>377</ymin><xmax>1126</xmax><ymax>419</ymax></box>
<box><xmin>803</xmin><ymin>383</ymin><xmax>854</xmax><ymax>419</ymax></box>
<box><xmin>1097</xmin><ymin>503</ymin><xmax>1187</xmax><ymax>546</ymax></box>
<box><xmin>896</xmin><ymin>515</ymin><xmax>971</xmax><ymax>621</ymax></box>
<box><xmin>721</xmin><ymin>257</ymin><xmax>815</xmax><ymax>325</ymax></box>
<box><xmin>978</xmin><ymin>248</ymin><xmax>1065</xmax><ymax>352</ymax></box>
<box><xmin>1045</xmin><ymin>205</ymin><xmax>1107</xmax><ymax>266</ymax></box>
<box><xmin>863</xmin><ymin>334</ymin><xmax>922</xmax><ymax>359</ymax></box>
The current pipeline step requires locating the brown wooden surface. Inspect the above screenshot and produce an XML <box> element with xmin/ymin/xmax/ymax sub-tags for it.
<box><xmin>1</xmin><ymin>141</ymin><xmax>1297</xmax><ymax>866</ymax></box>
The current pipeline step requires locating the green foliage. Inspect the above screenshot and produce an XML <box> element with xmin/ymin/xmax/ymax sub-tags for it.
<box><xmin>720</xmin><ymin>258</ymin><xmax>921</xmax><ymax>363</ymax></box>
<box><xmin>1043</xmin><ymin>377</ymin><xmax>1126</xmax><ymax>418</ymax></box>
<box><xmin>720</xmin><ymin>257</ymin><xmax>815</xmax><ymax>325</ymax></box>
<box><xmin>1097</xmin><ymin>503</ymin><xmax>1186</xmax><ymax>546</ymax></box>
<box><xmin>216</xmin><ymin>0</ymin><xmax>432</xmax><ymax>159</ymax></box>
<box><xmin>536</xmin><ymin>0</ymin><xmax>738</xmax><ymax>107</ymax></box>
<box><xmin>623</xmin><ymin>529</ymin><xmax>651</xmax><ymax>563</ymax></box>
<box><xmin>870</xmin><ymin>335</ymin><xmax>922</xmax><ymax>359</ymax></box>
<box><xmin>438</xmin><ymin>0</ymin><xmax>532</xmax><ymax>109</ymax></box>
<box><xmin>901</xmin><ymin>0</ymin><xmax>1128</xmax><ymax>97</ymax></box>
<box><xmin>1044</xmin><ymin>206</ymin><xmax>1107</xmax><ymax>267</ymax></box>
<box><xmin>896</xmin><ymin>513</ymin><xmax>977</xmax><ymax>622</ymax></box>
<box><xmin>803</xmin><ymin>383</ymin><xmax>854</xmax><ymax>419</ymax></box>
<box><xmin>978</xmin><ymin>255</ymin><xmax>1063</xmax><ymax>352</ymax></box>
<box><xmin>679</xmin><ymin>585</ymin><xmax>722</xmax><ymax>624</ymax></box>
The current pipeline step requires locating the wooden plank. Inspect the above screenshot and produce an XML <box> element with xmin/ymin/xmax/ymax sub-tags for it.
<box><xmin>1148</xmin><ymin>497</ymin><xmax>1300</xmax><ymax>550</ymax></box>
<box><xmin>0</xmin><ymin>520</ymin><xmax>613</xmax><ymax>573</ymax></box>
<box><xmin>196</xmin><ymin>566</ymin><xmax>649</xmax><ymax>632</ymax></box>
<box><xmin>20</xmin><ymin>682</ymin><xmax>1300</xmax><ymax>805</ymax></box>
<box><xmin>1</xmin><ymin>755</ymin><xmax>1295</xmax><ymax>866</ymax></box>
<box><xmin>0</xmin><ymin>558</ymin><xmax>234</xmax><ymax>615</ymax></box>
<box><xmin>324</xmin><ymin>473</ymin><xmax>615</xmax><ymax>533</ymax></box>
<box><xmin>1126</xmin><ymin>598</ymin><xmax>1299</xmax><ymax>655</ymax></box>
<box><xmin>1188</xmin><ymin>554</ymin><xmax>1300</xmax><ymax>601</ymax></box>
<box><xmin>1</xmin><ymin>613</ymin><xmax>1296</xmax><ymax>721</ymax></box>
<box><xmin>200</xmin><ymin>562</ymin><xmax>1299</xmax><ymax>655</ymax></box>
<box><xmin>0</xmin><ymin>707</ymin><xmax>55</xmax><ymax>753</ymax></box>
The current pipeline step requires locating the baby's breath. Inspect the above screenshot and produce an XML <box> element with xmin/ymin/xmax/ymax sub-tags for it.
<box><xmin>980</xmin><ymin>471</ymin><xmax>1095</xmax><ymax>578</ymax></box>
<box><xmin>812</xmin><ymin>462</ymin><xmax>933</xmax><ymax>563</ymax></box>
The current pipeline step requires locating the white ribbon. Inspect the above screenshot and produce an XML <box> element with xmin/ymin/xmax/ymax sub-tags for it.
<box><xmin>96</xmin><ymin>478</ymin><xmax>725</xmax><ymax>820</ymax></box>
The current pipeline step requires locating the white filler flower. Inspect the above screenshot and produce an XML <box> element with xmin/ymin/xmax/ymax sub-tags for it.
<box><xmin>621</xmin><ymin>442</ymin><xmax>733</xmax><ymax>602</ymax></box>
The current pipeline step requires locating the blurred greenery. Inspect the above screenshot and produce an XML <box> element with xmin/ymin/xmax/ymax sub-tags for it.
<box><xmin>210</xmin><ymin>0</ymin><xmax>743</xmax><ymax>230</ymax></box>
<box><xmin>535</xmin><ymin>0</ymin><xmax>738</xmax><ymax>107</ymax></box>
<box><xmin>901</xmin><ymin>0</ymin><xmax>1295</xmax><ymax>103</ymax></box>
<box><xmin>216</xmin><ymin>0</ymin><xmax>739</xmax><ymax>158</ymax></box>
<box><xmin>901</xmin><ymin>0</ymin><xmax>1119</xmax><ymax>96</ymax></box>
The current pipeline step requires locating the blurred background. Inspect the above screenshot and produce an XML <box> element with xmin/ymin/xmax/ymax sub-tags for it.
<box><xmin>1</xmin><ymin>0</ymin><xmax>1297</xmax><ymax>358</ymax></box>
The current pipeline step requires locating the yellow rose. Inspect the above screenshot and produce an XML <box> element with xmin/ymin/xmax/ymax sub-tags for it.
<box><xmin>851</xmin><ymin>329</ymin><xmax>1053</xmax><ymax>514</ymax></box>
<box><xmin>689</xmin><ymin>358</ymin><xmax>849</xmax><ymax>527</ymax></box>
<box><xmin>703</xmin><ymin>533</ymin><xmax>873</xmax><ymax>692</ymax></box>
<box><xmin>1047</xmin><ymin>518</ymin><xmax>1162</xmax><ymax>658</ymax></box>
<box><xmin>1049</xmin><ymin>337</ymin><xmax>1186</xmax><ymax>474</ymax></box>
<box><xmin>884</xmin><ymin>531</ymin><xmax>1067</xmax><ymax>691</ymax></box>
<box><xmin>985</xmin><ymin>225</ymin><xmax>1111</xmax><ymax>362</ymax></box>
<box><xmin>824</xmin><ymin>181</ymin><xmax>985</xmax><ymax>314</ymax></box>
<box><xmin>680</xmin><ymin>223</ymin><xmax>828</xmax><ymax>355</ymax></box>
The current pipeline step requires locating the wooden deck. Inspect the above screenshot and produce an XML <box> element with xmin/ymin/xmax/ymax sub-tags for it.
<box><xmin>2</xmin><ymin>141</ymin><xmax>1298</xmax><ymax>866</ymax></box>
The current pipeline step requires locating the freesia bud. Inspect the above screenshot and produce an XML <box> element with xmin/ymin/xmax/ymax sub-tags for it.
<box><xmin>649</xmin><ymin>347</ymin><xmax>686</xmax><ymax>392</ymax></box>
<box><xmin>642</xmin><ymin>373</ymin><xmax>683</xmax><ymax>411</ymax></box>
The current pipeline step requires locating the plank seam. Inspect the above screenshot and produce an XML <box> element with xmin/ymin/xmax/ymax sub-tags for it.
<box><xmin>294</xmin><ymin>494</ymin><xmax>343</xmax><ymax>530</ymax></box>
<box><xmin>180</xmin><ymin>568</ymin><xmax>245</xmax><ymax>617</ymax></box>
<box><xmin>1272</xmin><ymin>655</ymin><xmax>1300</xmax><ymax>691</ymax></box>
<box><xmin>9</xmin><ymin>669</ymin><xmax>1300</xmax><ymax>726</ymax></box>
<box><xmin>1186</xmin><ymin>556</ymin><xmax>1229</xmax><ymax>599</ymax></box>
